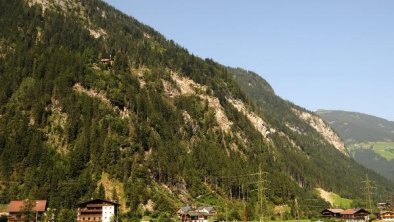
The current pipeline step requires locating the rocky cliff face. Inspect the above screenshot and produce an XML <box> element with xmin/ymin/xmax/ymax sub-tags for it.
<box><xmin>293</xmin><ymin>109</ymin><xmax>348</xmax><ymax>156</ymax></box>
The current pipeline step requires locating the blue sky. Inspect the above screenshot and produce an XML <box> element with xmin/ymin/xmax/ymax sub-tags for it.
<box><xmin>104</xmin><ymin>0</ymin><xmax>394</xmax><ymax>121</ymax></box>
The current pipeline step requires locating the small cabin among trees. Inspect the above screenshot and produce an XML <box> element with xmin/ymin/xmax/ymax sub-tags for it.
<box><xmin>101</xmin><ymin>55</ymin><xmax>113</xmax><ymax>66</ymax></box>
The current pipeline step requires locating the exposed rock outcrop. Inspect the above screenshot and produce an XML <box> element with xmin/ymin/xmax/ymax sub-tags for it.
<box><xmin>170</xmin><ymin>72</ymin><xmax>233</xmax><ymax>133</ymax></box>
<box><xmin>73</xmin><ymin>83</ymin><xmax>130</xmax><ymax>119</ymax></box>
<box><xmin>293</xmin><ymin>109</ymin><xmax>348</xmax><ymax>156</ymax></box>
<box><xmin>228</xmin><ymin>98</ymin><xmax>275</xmax><ymax>139</ymax></box>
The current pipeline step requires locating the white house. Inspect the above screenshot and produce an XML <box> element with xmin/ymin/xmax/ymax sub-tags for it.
<box><xmin>77</xmin><ymin>199</ymin><xmax>119</xmax><ymax>222</ymax></box>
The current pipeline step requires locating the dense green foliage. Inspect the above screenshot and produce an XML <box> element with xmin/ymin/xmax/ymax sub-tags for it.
<box><xmin>353</xmin><ymin>148</ymin><xmax>394</xmax><ymax>182</ymax></box>
<box><xmin>0</xmin><ymin>0</ymin><xmax>393</xmax><ymax>221</ymax></box>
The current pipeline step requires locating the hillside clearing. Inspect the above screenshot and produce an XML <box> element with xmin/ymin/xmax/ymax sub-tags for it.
<box><xmin>349</xmin><ymin>142</ymin><xmax>394</xmax><ymax>160</ymax></box>
<box><xmin>316</xmin><ymin>188</ymin><xmax>352</xmax><ymax>208</ymax></box>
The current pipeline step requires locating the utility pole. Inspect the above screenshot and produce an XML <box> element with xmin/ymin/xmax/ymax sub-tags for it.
<box><xmin>294</xmin><ymin>198</ymin><xmax>300</xmax><ymax>222</ymax></box>
<box><xmin>362</xmin><ymin>174</ymin><xmax>375</xmax><ymax>213</ymax></box>
<box><xmin>258</xmin><ymin>164</ymin><xmax>268</xmax><ymax>222</ymax></box>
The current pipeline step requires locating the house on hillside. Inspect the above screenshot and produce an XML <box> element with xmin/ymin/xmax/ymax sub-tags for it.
<box><xmin>76</xmin><ymin>199</ymin><xmax>119</xmax><ymax>222</ymax></box>
<box><xmin>101</xmin><ymin>55</ymin><xmax>113</xmax><ymax>66</ymax></box>
<box><xmin>7</xmin><ymin>200</ymin><xmax>47</xmax><ymax>222</ymax></box>
<box><xmin>177</xmin><ymin>205</ymin><xmax>216</xmax><ymax>222</ymax></box>
<box><xmin>321</xmin><ymin>208</ymin><xmax>343</xmax><ymax>218</ymax></box>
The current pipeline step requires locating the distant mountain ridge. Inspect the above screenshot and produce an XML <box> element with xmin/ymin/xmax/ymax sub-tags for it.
<box><xmin>316</xmin><ymin>110</ymin><xmax>394</xmax><ymax>144</ymax></box>
<box><xmin>317</xmin><ymin>110</ymin><xmax>394</xmax><ymax>181</ymax></box>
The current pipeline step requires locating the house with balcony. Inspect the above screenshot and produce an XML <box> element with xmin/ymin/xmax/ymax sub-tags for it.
<box><xmin>77</xmin><ymin>199</ymin><xmax>119</xmax><ymax>222</ymax></box>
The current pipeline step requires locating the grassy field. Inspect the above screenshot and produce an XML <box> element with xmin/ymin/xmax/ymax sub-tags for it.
<box><xmin>316</xmin><ymin>188</ymin><xmax>352</xmax><ymax>208</ymax></box>
<box><xmin>330</xmin><ymin>193</ymin><xmax>352</xmax><ymax>208</ymax></box>
<box><xmin>348</xmin><ymin>141</ymin><xmax>394</xmax><ymax>160</ymax></box>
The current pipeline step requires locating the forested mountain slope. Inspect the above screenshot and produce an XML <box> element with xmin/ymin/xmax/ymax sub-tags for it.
<box><xmin>317</xmin><ymin>110</ymin><xmax>394</xmax><ymax>181</ymax></box>
<box><xmin>0</xmin><ymin>0</ymin><xmax>393</xmax><ymax>221</ymax></box>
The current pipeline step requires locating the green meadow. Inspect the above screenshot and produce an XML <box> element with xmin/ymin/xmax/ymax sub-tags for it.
<box><xmin>349</xmin><ymin>142</ymin><xmax>394</xmax><ymax>160</ymax></box>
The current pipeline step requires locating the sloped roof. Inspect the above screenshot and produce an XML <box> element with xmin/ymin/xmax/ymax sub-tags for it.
<box><xmin>327</xmin><ymin>208</ymin><xmax>344</xmax><ymax>213</ymax></box>
<box><xmin>178</xmin><ymin>206</ymin><xmax>216</xmax><ymax>215</ymax></box>
<box><xmin>8</xmin><ymin>200</ymin><xmax>47</xmax><ymax>213</ymax></box>
<box><xmin>341</xmin><ymin>208</ymin><xmax>369</xmax><ymax>215</ymax></box>
<box><xmin>196</xmin><ymin>206</ymin><xmax>215</xmax><ymax>213</ymax></box>
<box><xmin>177</xmin><ymin>206</ymin><xmax>192</xmax><ymax>214</ymax></box>
<box><xmin>77</xmin><ymin>199</ymin><xmax>120</xmax><ymax>207</ymax></box>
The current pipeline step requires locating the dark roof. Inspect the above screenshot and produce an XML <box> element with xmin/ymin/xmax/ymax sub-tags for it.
<box><xmin>8</xmin><ymin>200</ymin><xmax>47</xmax><ymax>213</ymax></box>
<box><xmin>177</xmin><ymin>206</ymin><xmax>192</xmax><ymax>214</ymax></box>
<box><xmin>77</xmin><ymin>199</ymin><xmax>120</xmax><ymax>207</ymax></box>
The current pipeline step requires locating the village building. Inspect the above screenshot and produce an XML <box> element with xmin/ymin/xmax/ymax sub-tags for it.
<box><xmin>379</xmin><ymin>211</ymin><xmax>394</xmax><ymax>221</ymax></box>
<box><xmin>340</xmin><ymin>208</ymin><xmax>370</xmax><ymax>221</ymax></box>
<box><xmin>321</xmin><ymin>208</ymin><xmax>370</xmax><ymax>221</ymax></box>
<box><xmin>7</xmin><ymin>200</ymin><xmax>47</xmax><ymax>222</ymax></box>
<box><xmin>378</xmin><ymin>202</ymin><xmax>391</xmax><ymax>210</ymax></box>
<box><xmin>377</xmin><ymin>194</ymin><xmax>394</xmax><ymax>221</ymax></box>
<box><xmin>77</xmin><ymin>199</ymin><xmax>119</xmax><ymax>222</ymax></box>
<box><xmin>321</xmin><ymin>208</ymin><xmax>344</xmax><ymax>218</ymax></box>
<box><xmin>177</xmin><ymin>205</ymin><xmax>216</xmax><ymax>222</ymax></box>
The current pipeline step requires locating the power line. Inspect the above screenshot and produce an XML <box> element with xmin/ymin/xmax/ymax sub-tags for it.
<box><xmin>258</xmin><ymin>164</ymin><xmax>269</xmax><ymax>222</ymax></box>
<box><xmin>362</xmin><ymin>174</ymin><xmax>376</xmax><ymax>213</ymax></box>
